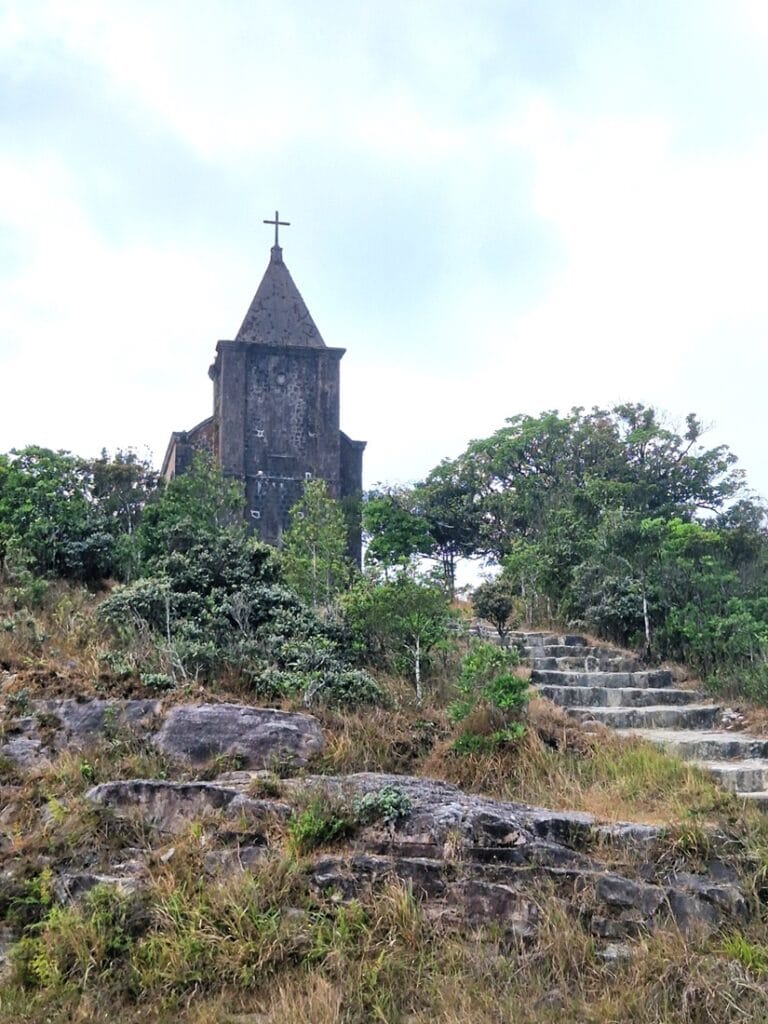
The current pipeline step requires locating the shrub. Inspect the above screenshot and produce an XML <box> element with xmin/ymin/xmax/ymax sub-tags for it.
<box><xmin>472</xmin><ymin>577</ymin><xmax>519</xmax><ymax>638</ymax></box>
<box><xmin>354</xmin><ymin>785</ymin><xmax>412</xmax><ymax>826</ymax></box>
<box><xmin>450</xmin><ymin>640</ymin><xmax>528</xmax><ymax>754</ymax></box>
<box><xmin>287</xmin><ymin>799</ymin><xmax>356</xmax><ymax>855</ymax></box>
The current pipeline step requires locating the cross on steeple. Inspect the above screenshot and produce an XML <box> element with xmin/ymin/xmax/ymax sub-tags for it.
<box><xmin>263</xmin><ymin>210</ymin><xmax>290</xmax><ymax>247</ymax></box>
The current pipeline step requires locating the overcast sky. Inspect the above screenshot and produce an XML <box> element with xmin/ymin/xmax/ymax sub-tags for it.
<box><xmin>2</xmin><ymin>0</ymin><xmax>768</xmax><ymax>500</ymax></box>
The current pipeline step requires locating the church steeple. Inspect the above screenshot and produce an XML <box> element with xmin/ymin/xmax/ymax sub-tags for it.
<box><xmin>163</xmin><ymin>213</ymin><xmax>365</xmax><ymax>564</ymax></box>
<box><xmin>235</xmin><ymin>223</ymin><xmax>326</xmax><ymax>348</ymax></box>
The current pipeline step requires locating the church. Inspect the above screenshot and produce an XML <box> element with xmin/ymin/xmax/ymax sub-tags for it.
<box><xmin>161</xmin><ymin>214</ymin><xmax>366</xmax><ymax>560</ymax></box>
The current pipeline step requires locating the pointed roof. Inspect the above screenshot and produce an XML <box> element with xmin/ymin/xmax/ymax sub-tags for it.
<box><xmin>235</xmin><ymin>245</ymin><xmax>325</xmax><ymax>348</ymax></box>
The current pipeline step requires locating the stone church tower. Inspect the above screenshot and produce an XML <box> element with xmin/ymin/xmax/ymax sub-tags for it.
<box><xmin>162</xmin><ymin>220</ymin><xmax>366</xmax><ymax>561</ymax></box>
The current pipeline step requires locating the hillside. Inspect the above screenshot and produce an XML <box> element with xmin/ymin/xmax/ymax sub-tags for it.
<box><xmin>2</xmin><ymin>411</ymin><xmax>768</xmax><ymax>1022</ymax></box>
<box><xmin>3</xmin><ymin>582</ymin><xmax>768</xmax><ymax>1023</ymax></box>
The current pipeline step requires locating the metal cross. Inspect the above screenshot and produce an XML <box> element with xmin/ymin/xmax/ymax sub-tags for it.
<box><xmin>263</xmin><ymin>210</ymin><xmax>290</xmax><ymax>247</ymax></box>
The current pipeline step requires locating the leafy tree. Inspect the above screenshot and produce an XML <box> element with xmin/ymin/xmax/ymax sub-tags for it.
<box><xmin>472</xmin><ymin>577</ymin><xmax>519</xmax><ymax>639</ymax></box>
<box><xmin>0</xmin><ymin>447</ymin><xmax>114</xmax><ymax>581</ymax></box>
<box><xmin>412</xmin><ymin>459</ymin><xmax>484</xmax><ymax>597</ymax></box>
<box><xmin>282</xmin><ymin>480</ymin><xmax>352</xmax><ymax>613</ymax></box>
<box><xmin>137</xmin><ymin>453</ymin><xmax>244</xmax><ymax>566</ymax></box>
<box><xmin>462</xmin><ymin>405</ymin><xmax>743</xmax><ymax>565</ymax></box>
<box><xmin>342</xmin><ymin>571</ymin><xmax>454</xmax><ymax>701</ymax></box>
<box><xmin>362</xmin><ymin>487</ymin><xmax>431</xmax><ymax>574</ymax></box>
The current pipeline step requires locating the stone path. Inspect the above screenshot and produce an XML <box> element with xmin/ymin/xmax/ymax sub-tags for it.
<box><xmin>516</xmin><ymin>631</ymin><xmax>768</xmax><ymax>810</ymax></box>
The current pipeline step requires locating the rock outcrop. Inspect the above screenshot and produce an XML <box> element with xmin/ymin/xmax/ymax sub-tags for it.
<box><xmin>80</xmin><ymin>770</ymin><xmax>748</xmax><ymax>940</ymax></box>
<box><xmin>0</xmin><ymin>699</ymin><xmax>325</xmax><ymax>771</ymax></box>
<box><xmin>153</xmin><ymin>703</ymin><xmax>324</xmax><ymax>768</ymax></box>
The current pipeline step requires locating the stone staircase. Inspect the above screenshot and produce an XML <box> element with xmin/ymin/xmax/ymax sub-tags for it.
<box><xmin>514</xmin><ymin>631</ymin><xmax>768</xmax><ymax>810</ymax></box>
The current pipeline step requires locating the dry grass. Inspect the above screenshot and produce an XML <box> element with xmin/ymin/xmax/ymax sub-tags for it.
<box><xmin>8</xmin><ymin>591</ymin><xmax>768</xmax><ymax>1022</ymax></box>
<box><xmin>310</xmin><ymin>703</ymin><xmax>451</xmax><ymax>775</ymax></box>
<box><xmin>4</xmin><ymin>864</ymin><xmax>768</xmax><ymax>1024</ymax></box>
<box><xmin>423</xmin><ymin>698</ymin><xmax>740</xmax><ymax>825</ymax></box>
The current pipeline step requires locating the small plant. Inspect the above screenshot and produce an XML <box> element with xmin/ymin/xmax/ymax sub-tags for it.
<box><xmin>452</xmin><ymin>724</ymin><xmax>526</xmax><ymax>755</ymax></box>
<box><xmin>354</xmin><ymin>785</ymin><xmax>412</xmax><ymax>827</ymax></box>
<box><xmin>449</xmin><ymin>641</ymin><xmax>528</xmax><ymax>755</ymax></box>
<box><xmin>0</xmin><ymin>753</ymin><xmax>21</xmax><ymax>784</ymax></box>
<box><xmin>723</xmin><ymin>933</ymin><xmax>768</xmax><ymax>974</ymax></box>
<box><xmin>248</xmin><ymin>773</ymin><xmax>284</xmax><ymax>799</ymax></box>
<box><xmin>287</xmin><ymin>798</ymin><xmax>356</xmax><ymax>855</ymax></box>
<box><xmin>6</xmin><ymin>687</ymin><xmax>31</xmax><ymax>716</ymax></box>
<box><xmin>140</xmin><ymin>671</ymin><xmax>175</xmax><ymax>692</ymax></box>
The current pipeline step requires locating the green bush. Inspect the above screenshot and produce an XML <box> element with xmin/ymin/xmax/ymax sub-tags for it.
<box><xmin>354</xmin><ymin>785</ymin><xmax>412</xmax><ymax>826</ymax></box>
<box><xmin>452</xmin><ymin>725</ymin><xmax>526</xmax><ymax>755</ymax></box>
<box><xmin>450</xmin><ymin>641</ymin><xmax>525</xmax><ymax>722</ymax></box>
<box><xmin>449</xmin><ymin>640</ymin><xmax>528</xmax><ymax>754</ymax></box>
<box><xmin>287</xmin><ymin>799</ymin><xmax>356</xmax><ymax>855</ymax></box>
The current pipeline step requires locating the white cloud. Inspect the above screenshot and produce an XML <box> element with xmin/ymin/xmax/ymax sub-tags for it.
<box><xmin>2</xmin><ymin>0</ymin><xmax>768</xmax><ymax>503</ymax></box>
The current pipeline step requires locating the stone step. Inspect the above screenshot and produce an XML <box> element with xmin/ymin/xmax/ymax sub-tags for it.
<box><xmin>737</xmin><ymin>792</ymin><xmax>768</xmax><ymax>812</ymax></box>
<box><xmin>531</xmin><ymin>655</ymin><xmax>643</xmax><ymax>672</ymax></box>
<box><xmin>531</xmin><ymin>669</ymin><xmax>674</xmax><ymax>689</ymax></box>
<box><xmin>524</xmin><ymin>645</ymin><xmax>604</xmax><ymax>659</ymax></box>
<box><xmin>694</xmin><ymin>759</ymin><xmax>768</xmax><ymax>794</ymax></box>
<box><xmin>617</xmin><ymin>728</ymin><xmax>768</xmax><ymax>762</ymax></box>
<box><xmin>536</xmin><ymin>685</ymin><xmax>702</xmax><ymax>709</ymax></box>
<box><xmin>514</xmin><ymin>633</ymin><xmax>588</xmax><ymax>648</ymax></box>
<box><xmin>569</xmin><ymin>704</ymin><xmax>721</xmax><ymax>730</ymax></box>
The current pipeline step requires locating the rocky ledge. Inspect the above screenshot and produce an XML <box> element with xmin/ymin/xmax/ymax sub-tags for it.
<box><xmin>76</xmin><ymin>771</ymin><xmax>749</xmax><ymax>942</ymax></box>
<box><xmin>0</xmin><ymin>698</ymin><xmax>325</xmax><ymax>769</ymax></box>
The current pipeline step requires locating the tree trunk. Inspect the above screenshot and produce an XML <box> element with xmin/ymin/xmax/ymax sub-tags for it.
<box><xmin>642</xmin><ymin>586</ymin><xmax>652</xmax><ymax>660</ymax></box>
<box><xmin>414</xmin><ymin>635</ymin><xmax>422</xmax><ymax>704</ymax></box>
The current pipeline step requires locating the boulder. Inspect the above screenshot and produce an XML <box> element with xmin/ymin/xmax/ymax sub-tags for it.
<box><xmin>152</xmin><ymin>703</ymin><xmax>325</xmax><ymax>768</ymax></box>
<box><xmin>86</xmin><ymin>778</ymin><xmax>291</xmax><ymax>833</ymax></box>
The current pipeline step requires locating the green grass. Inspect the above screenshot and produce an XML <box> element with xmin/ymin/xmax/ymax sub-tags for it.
<box><xmin>4</xmin><ymin>859</ymin><xmax>768</xmax><ymax>1024</ymax></box>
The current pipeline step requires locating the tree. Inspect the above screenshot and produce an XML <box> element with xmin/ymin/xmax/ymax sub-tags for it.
<box><xmin>0</xmin><ymin>447</ymin><xmax>114</xmax><ymax>581</ymax></box>
<box><xmin>342</xmin><ymin>571</ymin><xmax>454</xmax><ymax>701</ymax></box>
<box><xmin>461</xmin><ymin>405</ymin><xmax>743</xmax><ymax>565</ymax></box>
<box><xmin>412</xmin><ymin>459</ymin><xmax>484</xmax><ymax>598</ymax></box>
<box><xmin>362</xmin><ymin>487</ymin><xmax>431</xmax><ymax>574</ymax></box>
<box><xmin>282</xmin><ymin>480</ymin><xmax>352</xmax><ymax>613</ymax></box>
<box><xmin>137</xmin><ymin>453</ymin><xmax>244</xmax><ymax>566</ymax></box>
<box><xmin>88</xmin><ymin>449</ymin><xmax>160</xmax><ymax>537</ymax></box>
<box><xmin>472</xmin><ymin>577</ymin><xmax>518</xmax><ymax>639</ymax></box>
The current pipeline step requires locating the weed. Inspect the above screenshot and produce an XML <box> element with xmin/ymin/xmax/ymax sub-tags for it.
<box><xmin>452</xmin><ymin>724</ymin><xmax>526</xmax><ymax>755</ymax></box>
<box><xmin>722</xmin><ymin>932</ymin><xmax>768</xmax><ymax>974</ymax></box>
<box><xmin>287</xmin><ymin>798</ymin><xmax>356</xmax><ymax>855</ymax></box>
<box><xmin>247</xmin><ymin>774</ymin><xmax>284</xmax><ymax>799</ymax></box>
<box><xmin>353</xmin><ymin>784</ymin><xmax>412</xmax><ymax>826</ymax></box>
<box><xmin>6</xmin><ymin>687</ymin><xmax>31</xmax><ymax>716</ymax></box>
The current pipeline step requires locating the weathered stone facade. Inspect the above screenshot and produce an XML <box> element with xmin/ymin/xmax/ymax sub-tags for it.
<box><xmin>162</xmin><ymin>243</ymin><xmax>365</xmax><ymax>560</ymax></box>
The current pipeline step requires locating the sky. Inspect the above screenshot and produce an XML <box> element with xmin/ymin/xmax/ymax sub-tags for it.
<box><xmin>2</xmin><ymin>0</ymin><xmax>768</xmax><ymax>501</ymax></box>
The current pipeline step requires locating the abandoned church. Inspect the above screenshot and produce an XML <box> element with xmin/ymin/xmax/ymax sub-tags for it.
<box><xmin>161</xmin><ymin>214</ymin><xmax>366</xmax><ymax>558</ymax></box>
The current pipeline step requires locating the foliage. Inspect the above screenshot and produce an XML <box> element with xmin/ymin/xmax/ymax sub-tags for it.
<box><xmin>450</xmin><ymin>640</ymin><xmax>528</xmax><ymax>753</ymax></box>
<box><xmin>0</xmin><ymin>447</ymin><xmax>159</xmax><ymax>584</ymax></box>
<box><xmin>287</xmin><ymin>785</ymin><xmax>412</xmax><ymax>854</ymax></box>
<box><xmin>429</xmin><ymin>403</ymin><xmax>768</xmax><ymax>698</ymax></box>
<box><xmin>472</xmin><ymin>576</ymin><xmax>519</xmax><ymax>637</ymax></box>
<box><xmin>452</xmin><ymin>725</ymin><xmax>526</xmax><ymax>754</ymax></box>
<box><xmin>362</xmin><ymin>486</ymin><xmax>431</xmax><ymax>572</ymax></box>
<box><xmin>342</xmin><ymin>571</ymin><xmax>455</xmax><ymax>701</ymax></box>
<box><xmin>451</xmin><ymin>641</ymin><xmax>525</xmax><ymax>720</ymax></box>
<box><xmin>287</xmin><ymin>798</ymin><xmax>357</xmax><ymax>855</ymax></box>
<box><xmin>363</xmin><ymin>470</ymin><xmax>482</xmax><ymax>596</ymax></box>
<box><xmin>281</xmin><ymin>479</ymin><xmax>352</xmax><ymax>613</ymax></box>
<box><xmin>136</xmin><ymin>452</ymin><xmax>242</xmax><ymax>566</ymax></box>
<box><xmin>99</xmin><ymin>463</ymin><xmax>382</xmax><ymax>704</ymax></box>
<box><xmin>353</xmin><ymin>784</ymin><xmax>412</xmax><ymax>826</ymax></box>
